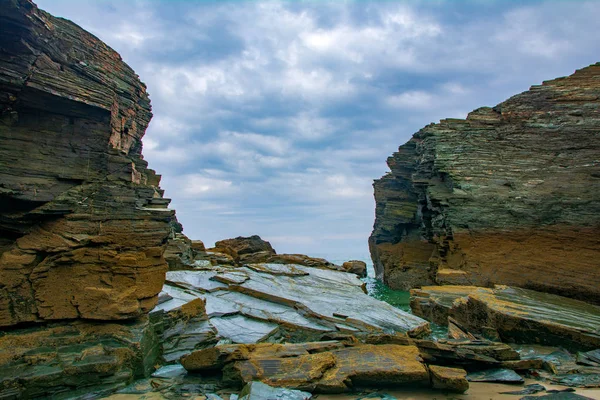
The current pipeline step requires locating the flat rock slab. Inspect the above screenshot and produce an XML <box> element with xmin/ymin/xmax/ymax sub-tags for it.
<box><xmin>239</xmin><ymin>381</ymin><xmax>312</xmax><ymax>400</ymax></box>
<box><xmin>181</xmin><ymin>342</ymin><xmax>430</xmax><ymax>393</ymax></box>
<box><xmin>467</xmin><ymin>368</ymin><xmax>524</xmax><ymax>384</ymax></box>
<box><xmin>410</xmin><ymin>285</ymin><xmax>600</xmax><ymax>352</ymax></box>
<box><xmin>451</xmin><ymin>286</ymin><xmax>600</xmax><ymax>352</ymax></box>
<box><xmin>160</xmin><ymin>264</ymin><xmax>429</xmax><ymax>345</ymax></box>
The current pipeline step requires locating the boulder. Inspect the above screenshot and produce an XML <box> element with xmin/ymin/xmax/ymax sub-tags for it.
<box><xmin>369</xmin><ymin>63</ymin><xmax>600</xmax><ymax>304</ymax></box>
<box><xmin>342</xmin><ymin>260</ymin><xmax>367</xmax><ymax>277</ymax></box>
<box><xmin>214</xmin><ymin>235</ymin><xmax>276</xmax><ymax>258</ymax></box>
<box><xmin>0</xmin><ymin>0</ymin><xmax>175</xmax><ymax>326</ymax></box>
<box><xmin>466</xmin><ymin>368</ymin><xmax>524</xmax><ymax>384</ymax></box>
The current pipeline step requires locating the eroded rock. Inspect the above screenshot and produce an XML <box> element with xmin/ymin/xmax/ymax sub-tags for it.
<box><xmin>369</xmin><ymin>64</ymin><xmax>600</xmax><ymax>303</ymax></box>
<box><xmin>182</xmin><ymin>342</ymin><xmax>430</xmax><ymax>393</ymax></box>
<box><xmin>0</xmin><ymin>0</ymin><xmax>175</xmax><ymax>326</ymax></box>
<box><xmin>0</xmin><ymin>317</ymin><xmax>160</xmax><ymax>398</ymax></box>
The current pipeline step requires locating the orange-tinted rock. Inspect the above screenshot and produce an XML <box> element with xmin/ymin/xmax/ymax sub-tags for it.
<box><xmin>0</xmin><ymin>0</ymin><xmax>175</xmax><ymax>326</ymax></box>
<box><xmin>429</xmin><ymin>365</ymin><xmax>469</xmax><ymax>393</ymax></box>
<box><xmin>342</xmin><ymin>260</ymin><xmax>367</xmax><ymax>277</ymax></box>
<box><xmin>182</xmin><ymin>342</ymin><xmax>429</xmax><ymax>393</ymax></box>
<box><xmin>449</xmin><ymin>286</ymin><xmax>600</xmax><ymax>352</ymax></box>
<box><xmin>369</xmin><ymin>64</ymin><xmax>600</xmax><ymax>303</ymax></box>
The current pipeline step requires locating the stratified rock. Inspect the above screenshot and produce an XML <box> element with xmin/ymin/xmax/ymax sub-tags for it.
<box><xmin>466</xmin><ymin>368</ymin><xmax>524</xmax><ymax>384</ymax></box>
<box><xmin>0</xmin><ymin>0</ymin><xmax>175</xmax><ymax>326</ymax></box>
<box><xmin>164</xmin><ymin>233</ymin><xmax>195</xmax><ymax>270</ymax></box>
<box><xmin>160</xmin><ymin>263</ymin><xmax>430</xmax><ymax>342</ymax></box>
<box><xmin>0</xmin><ymin>317</ymin><xmax>160</xmax><ymax>399</ymax></box>
<box><xmin>342</xmin><ymin>260</ymin><xmax>367</xmax><ymax>277</ymax></box>
<box><xmin>369</xmin><ymin>63</ymin><xmax>600</xmax><ymax>303</ymax></box>
<box><xmin>239</xmin><ymin>381</ymin><xmax>312</xmax><ymax>400</ymax></box>
<box><xmin>449</xmin><ymin>286</ymin><xmax>600</xmax><ymax>352</ymax></box>
<box><xmin>182</xmin><ymin>342</ymin><xmax>430</xmax><ymax>393</ymax></box>
<box><xmin>429</xmin><ymin>365</ymin><xmax>469</xmax><ymax>393</ymax></box>
<box><xmin>214</xmin><ymin>235</ymin><xmax>276</xmax><ymax>262</ymax></box>
<box><xmin>500</xmin><ymin>383</ymin><xmax>547</xmax><ymax>395</ymax></box>
<box><xmin>150</xmin><ymin>297</ymin><xmax>218</xmax><ymax>363</ymax></box>
<box><xmin>410</xmin><ymin>286</ymin><xmax>478</xmax><ymax>325</ymax></box>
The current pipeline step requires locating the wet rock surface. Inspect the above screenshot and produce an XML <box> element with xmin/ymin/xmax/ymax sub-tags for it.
<box><xmin>369</xmin><ymin>64</ymin><xmax>600</xmax><ymax>302</ymax></box>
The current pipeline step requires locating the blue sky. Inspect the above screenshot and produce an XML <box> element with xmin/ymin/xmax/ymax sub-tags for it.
<box><xmin>36</xmin><ymin>0</ymin><xmax>600</xmax><ymax>262</ymax></box>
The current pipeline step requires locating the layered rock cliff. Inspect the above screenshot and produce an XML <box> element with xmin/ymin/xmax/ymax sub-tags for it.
<box><xmin>369</xmin><ymin>64</ymin><xmax>600</xmax><ymax>302</ymax></box>
<box><xmin>0</xmin><ymin>0</ymin><xmax>175</xmax><ymax>326</ymax></box>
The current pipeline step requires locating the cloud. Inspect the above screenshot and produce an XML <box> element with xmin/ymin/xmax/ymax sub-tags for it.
<box><xmin>35</xmin><ymin>0</ymin><xmax>600</xmax><ymax>261</ymax></box>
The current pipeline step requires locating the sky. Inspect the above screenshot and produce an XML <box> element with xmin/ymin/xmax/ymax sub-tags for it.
<box><xmin>36</xmin><ymin>0</ymin><xmax>600</xmax><ymax>262</ymax></box>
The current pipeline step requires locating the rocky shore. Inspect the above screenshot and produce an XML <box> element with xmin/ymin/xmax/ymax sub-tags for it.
<box><xmin>1</xmin><ymin>1</ymin><xmax>599</xmax><ymax>400</ymax></box>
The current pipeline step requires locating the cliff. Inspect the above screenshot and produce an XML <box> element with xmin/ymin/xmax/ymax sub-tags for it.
<box><xmin>369</xmin><ymin>63</ymin><xmax>600</xmax><ymax>303</ymax></box>
<box><xmin>0</xmin><ymin>0</ymin><xmax>175</xmax><ymax>326</ymax></box>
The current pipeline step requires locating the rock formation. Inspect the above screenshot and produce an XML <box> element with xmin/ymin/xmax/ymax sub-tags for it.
<box><xmin>0</xmin><ymin>0</ymin><xmax>175</xmax><ymax>326</ymax></box>
<box><xmin>369</xmin><ymin>63</ymin><xmax>600</xmax><ymax>302</ymax></box>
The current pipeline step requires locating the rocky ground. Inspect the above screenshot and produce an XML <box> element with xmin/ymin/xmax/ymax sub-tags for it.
<box><xmin>1</xmin><ymin>2</ymin><xmax>599</xmax><ymax>400</ymax></box>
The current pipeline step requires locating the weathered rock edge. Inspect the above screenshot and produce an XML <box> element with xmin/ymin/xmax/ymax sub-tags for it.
<box><xmin>369</xmin><ymin>63</ymin><xmax>600</xmax><ymax>302</ymax></box>
<box><xmin>0</xmin><ymin>0</ymin><xmax>175</xmax><ymax>326</ymax></box>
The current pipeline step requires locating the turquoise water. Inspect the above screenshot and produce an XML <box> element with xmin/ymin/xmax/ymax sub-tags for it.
<box><xmin>329</xmin><ymin>256</ymin><xmax>448</xmax><ymax>339</ymax></box>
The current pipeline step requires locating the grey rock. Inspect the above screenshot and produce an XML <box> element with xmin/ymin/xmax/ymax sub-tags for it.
<box><xmin>467</xmin><ymin>368</ymin><xmax>524</xmax><ymax>384</ymax></box>
<box><xmin>238</xmin><ymin>381</ymin><xmax>312</xmax><ymax>400</ymax></box>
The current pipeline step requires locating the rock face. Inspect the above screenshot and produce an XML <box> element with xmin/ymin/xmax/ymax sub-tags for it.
<box><xmin>369</xmin><ymin>64</ymin><xmax>600</xmax><ymax>302</ymax></box>
<box><xmin>0</xmin><ymin>0</ymin><xmax>175</xmax><ymax>326</ymax></box>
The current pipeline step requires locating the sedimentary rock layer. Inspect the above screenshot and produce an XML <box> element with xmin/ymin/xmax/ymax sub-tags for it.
<box><xmin>0</xmin><ymin>0</ymin><xmax>175</xmax><ymax>326</ymax></box>
<box><xmin>369</xmin><ymin>63</ymin><xmax>600</xmax><ymax>301</ymax></box>
<box><xmin>411</xmin><ymin>285</ymin><xmax>600</xmax><ymax>352</ymax></box>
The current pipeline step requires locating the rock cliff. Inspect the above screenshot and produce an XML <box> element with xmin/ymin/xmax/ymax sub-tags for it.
<box><xmin>369</xmin><ymin>64</ymin><xmax>600</xmax><ymax>302</ymax></box>
<box><xmin>0</xmin><ymin>0</ymin><xmax>175</xmax><ymax>326</ymax></box>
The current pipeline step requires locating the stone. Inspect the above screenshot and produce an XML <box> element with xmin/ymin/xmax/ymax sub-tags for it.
<box><xmin>342</xmin><ymin>260</ymin><xmax>367</xmax><ymax>277</ymax></box>
<box><xmin>0</xmin><ymin>317</ymin><xmax>160</xmax><ymax>398</ymax></box>
<box><xmin>410</xmin><ymin>286</ymin><xmax>478</xmax><ymax>325</ymax></box>
<box><xmin>149</xmin><ymin>297</ymin><xmax>218</xmax><ymax>363</ymax></box>
<box><xmin>428</xmin><ymin>365</ymin><xmax>468</xmax><ymax>393</ymax></box>
<box><xmin>214</xmin><ymin>235</ymin><xmax>276</xmax><ymax>262</ymax></box>
<box><xmin>551</xmin><ymin>374</ymin><xmax>600</xmax><ymax>388</ymax></box>
<box><xmin>449</xmin><ymin>286</ymin><xmax>600</xmax><ymax>352</ymax></box>
<box><xmin>369</xmin><ymin>63</ymin><xmax>600</xmax><ymax>304</ymax></box>
<box><xmin>161</xmin><ymin>264</ymin><xmax>429</xmax><ymax>344</ymax></box>
<box><xmin>0</xmin><ymin>0</ymin><xmax>176</xmax><ymax>326</ymax></box>
<box><xmin>500</xmin><ymin>383</ymin><xmax>547</xmax><ymax>395</ymax></box>
<box><xmin>238</xmin><ymin>380</ymin><xmax>312</xmax><ymax>400</ymax></box>
<box><xmin>183</xmin><ymin>342</ymin><xmax>430</xmax><ymax>394</ymax></box>
<box><xmin>164</xmin><ymin>233</ymin><xmax>195</xmax><ymax>270</ymax></box>
<box><xmin>520</xmin><ymin>393</ymin><xmax>595</xmax><ymax>400</ymax></box>
<box><xmin>414</xmin><ymin>338</ymin><xmax>519</xmax><ymax>369</ymax></box>
<box><xmin>466</xmin><ymin>368</ymin><xmax>524</xmax><ymax>384</ymax></box>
